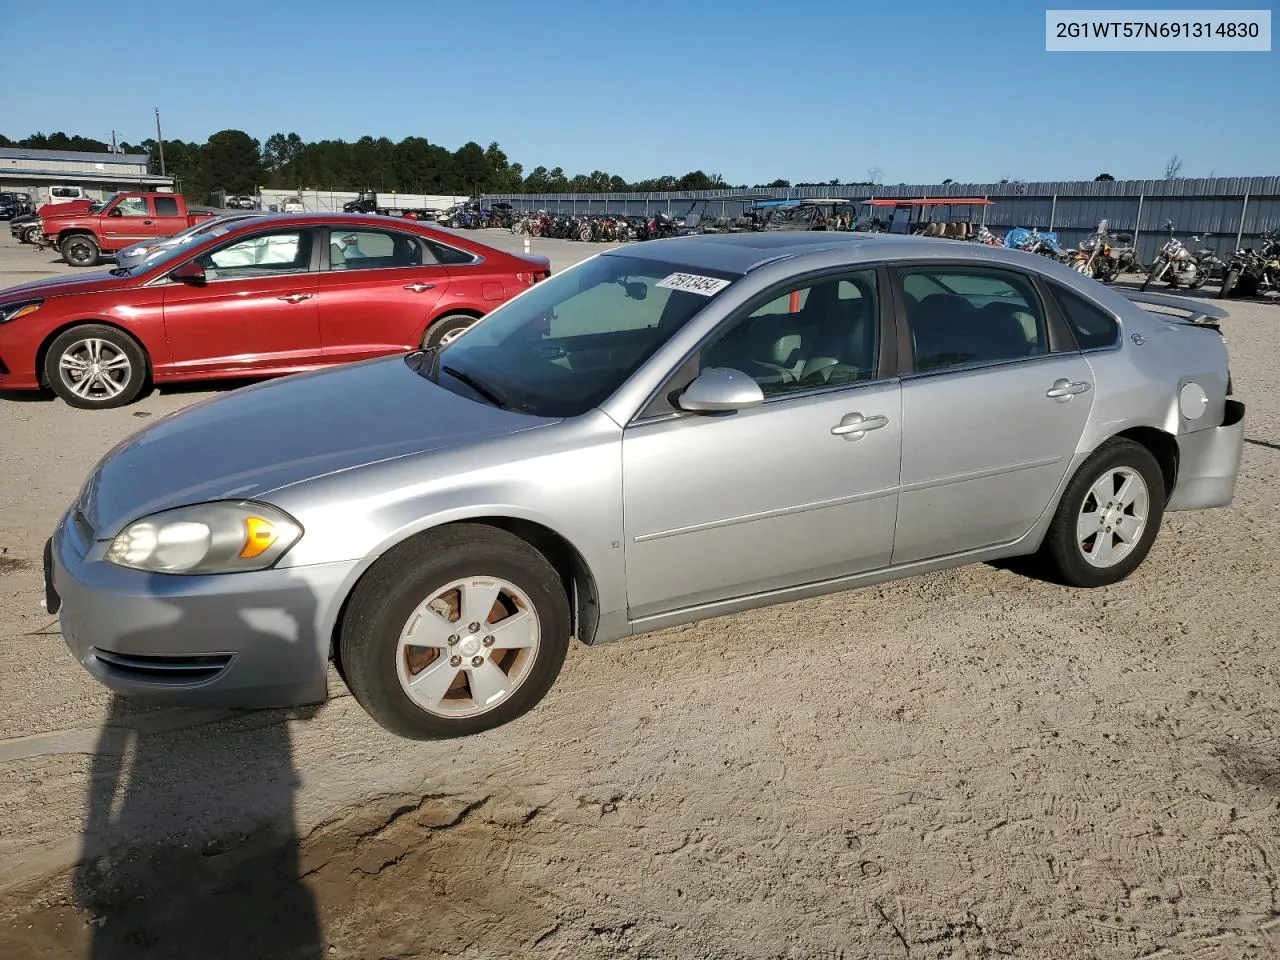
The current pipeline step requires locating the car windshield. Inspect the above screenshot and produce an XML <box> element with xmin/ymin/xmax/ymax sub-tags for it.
<box><xmin>423</xmin><ymin>253</ymin><xmax>740</xmax><ymax>418</ymax></box>
<box><xmin>127</xmin><ymin>224</ymin><xmax>237</xmax><ymax>273</ymax></box>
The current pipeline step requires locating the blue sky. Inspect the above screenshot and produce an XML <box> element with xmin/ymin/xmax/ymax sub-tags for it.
<box><xmin>1</xmin><ymin>0</ymin><xmax>1274</xmax><ymax>184</ymax></box>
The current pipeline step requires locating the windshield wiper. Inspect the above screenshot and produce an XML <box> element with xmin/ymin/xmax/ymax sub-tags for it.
<box><xmin>442</xmin><ymin>365</ymin><xmax>512</xmax><ymax>410</ymax></box>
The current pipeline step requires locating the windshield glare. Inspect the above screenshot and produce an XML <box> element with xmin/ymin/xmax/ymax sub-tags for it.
<box><xmin>130</xmin><ymin>225</ymin><xmax>235</xmax><ymax>273</ymax></box>
<box><xmin>432</xmin><ymin>254</ymin><xmax>738</xmax><ymax>418</ymax></box>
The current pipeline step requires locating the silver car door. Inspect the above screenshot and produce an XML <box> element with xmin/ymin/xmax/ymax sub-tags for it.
<box><xmin>621</xmin><ymin>271</ymin><xmax>902</xmax><ymax>620</ymax></box>
<box><xmin>891</xmin><ymin>263</ymin><xmax>1095</xmax><ymax>565</ymax></box>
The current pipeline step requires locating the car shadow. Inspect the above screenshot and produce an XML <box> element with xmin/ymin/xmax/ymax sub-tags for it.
<box><xmin>71</xmin><ymin>577</ymin><xmax>326</xmax><ymax>959</ymax></box>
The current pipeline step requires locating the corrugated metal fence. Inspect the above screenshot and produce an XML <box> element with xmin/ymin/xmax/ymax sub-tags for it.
<box><xmin>483</xmin><ymin>177</ymin><xmax>1280</xmax><ymax>266</ymax></box>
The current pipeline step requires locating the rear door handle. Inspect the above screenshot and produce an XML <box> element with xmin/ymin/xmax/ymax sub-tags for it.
<box><xmin>404</xmin><ymin>282</ymin><xmax>437</xmax><ymax>293</ymax></box>
<box><xmin>1046</xmin><ymin>378</ymin><xmax>1091</xmax><ymax>399</ymax></box>
<box><xmin>143</xmin><ymin>220</ymin><xmax>153</xmax><ymax>225</ymax></box>
<box><xmin>277</xmin><ymin>293</ymin><xmax>313</xmax><ymax>303</ymax></box>
<box><xmin>831</xmin><ymin>413</ymin><xmax>889</xmax><ymax>439</ymax></box>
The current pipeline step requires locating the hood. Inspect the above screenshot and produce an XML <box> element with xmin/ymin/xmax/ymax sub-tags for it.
<box><xmin>0</xmin><ymin>270</ymin><xmax>131</xmax><ymax>301</ymax></box>
<box><xmin>79</xmin><ymin>356</ymin><xmax>559</xmax><ymax>537</ymax></box>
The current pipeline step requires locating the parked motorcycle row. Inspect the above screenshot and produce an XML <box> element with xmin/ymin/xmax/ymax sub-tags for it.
<box><xmin>508</xmin><ymin>211</ymin><xmax>684</xmax><ymax>242</ymax></box>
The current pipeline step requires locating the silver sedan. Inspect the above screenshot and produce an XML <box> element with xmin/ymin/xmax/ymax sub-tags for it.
<box><xmin>46</xmin><ymin>233</ymin><xmax>1246</xmax><ymax>739</ymax></box>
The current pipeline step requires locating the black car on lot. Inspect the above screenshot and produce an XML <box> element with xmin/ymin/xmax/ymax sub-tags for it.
<box><xmin>0</xmin><ymin>192</ymin><xmax>34</xmax><ymax>219</ymax></box>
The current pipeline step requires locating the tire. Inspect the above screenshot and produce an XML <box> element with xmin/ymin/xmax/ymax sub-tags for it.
<box><xmin>422</xmin><ymin>312</ymin><xmax>480</xmax><ymax>350</ymax></box>
<box><xmin>43</xmin><ymin>324</ymin><xmax>149</xmax><ymax>409</ymax></box>
<box><xmin>1038</xmin><ymin>438</ymin><xmax>1166</xmax><ymax>588</ymax></box>
<box><xmin>339</xmin><ymin>523</ymin><xmax>572</xmax><ymax>740</ymax></box>
<box><xmin>1219</xmin><ymin>269</ymin><xmax>1239</xmax><ymax>299</ymax></box>
<box><xmin>1140</xmin><ymin>260</ymin><xmax>1164</xmax><ymax>292</ymax></box>
<box><xmin>60</xmin><ymin>234</ymin><xmax>100</xmax><ymax>267</ymax></box>
<box><xmin>21</xmin><ymin>225</ymin><xmax>40</xmax><ymax>245</ymax></box>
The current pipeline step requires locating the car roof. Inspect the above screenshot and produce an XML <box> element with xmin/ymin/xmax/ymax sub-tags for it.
<box><xmin>603</xmin><ymin>231</ymin><xmax>1051</xmax><ymax>275</ymax></box>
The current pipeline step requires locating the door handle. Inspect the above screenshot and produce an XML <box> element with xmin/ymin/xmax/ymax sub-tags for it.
<box><xmin>143</xmin><ymin>220</ymin><xmax>153</xmax><ymax>225</ymax></box>
<box><xmin>404</xmin><ymin>282</ymin><xmax>437</xmax><ymax>293</ymax></box>
<box><xmin>1046</xmin><ymin>378</ymin><xmax>1091</xmax><ymax>399</ymax></box>
<box><xmin>277</xmin><ymin>293</ymin><xmax>313</xmax><ymax>303</ymax></box>
<box><xmin>831</xmin><ymin>413</ymin><xmax>889</xmax><ymax>439</ymax></box>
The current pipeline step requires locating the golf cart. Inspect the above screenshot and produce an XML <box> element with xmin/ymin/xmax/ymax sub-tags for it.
<box><xmin>856</xmin><ymin>197</ymin><xmax>993</xmax><ymax>237</ymax></box>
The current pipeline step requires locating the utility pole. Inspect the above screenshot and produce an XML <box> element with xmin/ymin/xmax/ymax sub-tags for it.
<box><xmin>154</xmin><ymin>107</ymin><xmax>166</xmax><ymax>176</ymax></box>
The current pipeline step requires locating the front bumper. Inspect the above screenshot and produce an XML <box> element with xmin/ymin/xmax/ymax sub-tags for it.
<box><xmin>1167</xmin><ymin>398</ymin><xmax>1246</xmax><ymax>511</ymax></box>
<box><xmin>48</xmin><ymin>509</ymin><xmax>361</xmax><ymax>708</ymax></box>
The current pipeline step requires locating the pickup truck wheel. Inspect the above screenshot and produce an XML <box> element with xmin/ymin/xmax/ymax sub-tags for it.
<box><xmin>422</xmin><ymin>313</ymin><xmax>480</xmax><ymax>350</ymax></box>
<box><xmin>60</xmin><ymin>234</ymin><xmax>99</xmax><ymax>267</ymax></box>
<box><xmin>339</xmin><ymin>523</ymin><xmax>571</xmax><ymax>740</ymax></box>
<box><xmin>44</xmin><ymin>324</ymin><xmax>148</xmax><ymax>409</ymax></box>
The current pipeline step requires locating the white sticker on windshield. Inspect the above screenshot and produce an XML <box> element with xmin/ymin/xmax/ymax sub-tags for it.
<box><xmin>656</xmin><ymin>272</ymin><xmax>731</xmax><ymax>296</ymax></box>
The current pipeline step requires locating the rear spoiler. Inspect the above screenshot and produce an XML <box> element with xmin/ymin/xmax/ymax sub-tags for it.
<box><xmin>1117</xmin><ymin>289</ymin><xmax>1229</xmax><ymax>329</ymax></box>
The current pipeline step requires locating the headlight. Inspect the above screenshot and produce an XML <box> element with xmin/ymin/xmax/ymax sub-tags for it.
<box><xmin>0</xmin><ymin>299</ymin><xmax>43</xmax><ymax>324</ymax></box>
<box><xmin>106</xmin><ymin>501</ymin><xmax>302</xmax><ymax>574</ymax></box>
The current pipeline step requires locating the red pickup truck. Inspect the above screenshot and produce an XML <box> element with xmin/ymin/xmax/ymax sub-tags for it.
<box><xmin>39</xmin><ymin>192</ymin><xmax>216</xmax><ymax>267</ymax></box>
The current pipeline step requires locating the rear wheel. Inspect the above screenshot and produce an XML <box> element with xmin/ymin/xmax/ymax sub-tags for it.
<box><xmin>422</xmin><ymin>312</ymin><xmax>480</xmax><ymax>350</ymax></box>
<box><xmin>339</xmin><ymin>524</ymin><xmax>572</xmax><ymax>740</ymax></box>
<box><xmin>1218</xmin><ymin>268</ymin><xmax>1239</xmax><ymax>299</ymax></box>
<box><xmin>60</xmin><ymin>234</ymin><xmax>100</xmax><ymax>267</ymax></box>
<box><xmin>1038</xmin><ymin>438</ymin><xmax>1165</xmax><ymax>588</ymax></box>
<box><xmin>43</xmin><ymin>324</ymin><xmax>148</xmax><ymax>409</ymax></box>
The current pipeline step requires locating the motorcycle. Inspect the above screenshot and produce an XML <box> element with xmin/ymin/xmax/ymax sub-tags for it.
<box><xmin>1219</xmin><ymin>229</ymin><xmax>1280</xmax><ymax>300</ymax></box>
<box><xmin>970</xmin><ymin>224</ymin><xmax>1003</xmax><ymax>246</ymax></box>
<box><xmin>1067</xmin><ymin>219</ymin><xmax>1120</xmax><ymax>281</ymax></box>
<box><xmin>1006</xmin><ymin>226</ymin><xmax>1067</xmax><ymax>261</ymax></box>
<box><xmin>1141</xmin><ymin>220</ymin><xmax>1216</xmax><ymax>291</ymax></box>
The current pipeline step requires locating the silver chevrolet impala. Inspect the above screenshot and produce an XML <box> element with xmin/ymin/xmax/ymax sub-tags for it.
<box><xmin>46</xmin><ymin>233</ymin><xmax>1246</xmax><ymax>739</ymax></box>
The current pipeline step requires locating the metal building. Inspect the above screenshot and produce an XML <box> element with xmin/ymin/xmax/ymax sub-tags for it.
<box><xmin>0</xmin><ymin>147</ymin><xmax>174</xmax><ymax>204</ymax></box>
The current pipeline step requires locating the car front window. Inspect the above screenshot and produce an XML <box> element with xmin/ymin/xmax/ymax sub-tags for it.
<box><xmin>427</xmin><ymin>253</ymin><xmax>740</xmax><ymax>418</ymax></box>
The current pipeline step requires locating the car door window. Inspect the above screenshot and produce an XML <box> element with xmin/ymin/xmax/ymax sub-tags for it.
<box><xmin>198</xmin><ymin>229</ymin><xmax>313</xmax><ymax>281</ymax></box>
<box><xmin>153</xmin><ymin>196</ymin><xmax>180</xmax><ymax>217</ymax></box>
<box><xmin>116</xmin><ymin>197</ymin><xmax>149</xmax><ymax>217</ymax></box>
<box><xmin>702</xmin><ymin>271</ymin><xmax>880</xmax><ymax>397</ymax></box>
<box><xmin>1048</xmin><ymin>283</ymin><xmax>1120</xmax><ymax>350</ymax></box>
<box><xmin>327</xmin><ymin>229</ymin><xmax>426</xmax><ymax>271</ymax></box>
<box><xmin>899</xmin><ymin>266</ymin><xmax>1046</xmax><ymax>373</ymax></box>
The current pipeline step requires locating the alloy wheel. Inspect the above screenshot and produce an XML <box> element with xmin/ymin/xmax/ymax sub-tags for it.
<box><xmin>57</xmin><ymin>338</ymin><xmax>133</xmax><ymax>401</ymax></box>
<box><xmin>395</xmin><ymin>576</ymin><xmax>541</xmax><ymax>718</ymax></box>
<box><xmin>1076</xmin><ymin>466</ymin><xmax>1149</xmax><ymax>568</ymax></box>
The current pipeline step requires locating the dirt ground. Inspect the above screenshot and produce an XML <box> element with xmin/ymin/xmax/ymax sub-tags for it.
<box><xmin>0</xmin><ymin>228</ymin><xmax>1277</xmax><ymax>960</ymax></box>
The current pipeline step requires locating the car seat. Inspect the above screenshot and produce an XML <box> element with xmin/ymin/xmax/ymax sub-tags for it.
<box><xmin>329</xmin><ymin>242</ymin><xmax>346</xmax><ymax>270</ymax></box>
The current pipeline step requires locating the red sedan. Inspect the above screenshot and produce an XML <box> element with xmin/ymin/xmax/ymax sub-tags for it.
<box><xmin>0</xmin><ymin>214</ymin><xmax>551</xmax><ymax>409</ymax></box>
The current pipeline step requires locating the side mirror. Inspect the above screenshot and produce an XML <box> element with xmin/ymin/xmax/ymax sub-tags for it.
<box><xmin>169</xmin><ymin>260</ymin><xmax>206</xmax><ymax>286</ymax></box>
<box><xmin>677</xmin><ymin>367</ymin><xmax>764</xmax><ymax>413</ymax></box>
<box><xmin>108</xmin><ymin>207</ymin><xmax>122</xmax><ymax>217</ymax></box>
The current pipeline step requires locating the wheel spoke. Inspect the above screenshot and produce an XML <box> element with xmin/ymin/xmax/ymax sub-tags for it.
<box><xmin>467</xmin><ymin>661</ymin><xmax>511</xmax><ymax>707</ymax></box>
<box><xmin>406</xmin><ymin>658</ymin><xmax>462</xmax><ymax>711</ymax></box>
<box><xmin>87</xmin><ymin>339</ymin><xmax>102</xmax><ymax>363</ymax></box>
<box><xmin>1114</xmin><ymin>473</ymin><xmax>1137</xmax><ymax>508</ymax></box>
<box><xmin>1113</xmin><ymin>520</ymin><xmax>1140</xmax><ymax>545</ymax></box>
<box><xmin>487</xmin><ymin>610</ymin><xmax>536</xmax><ymax>649</ymax></box>
<box><xmin>1087</xmin><ymin>473</ymin><xmax>1114</xmax><ymax>509</ymax></box>
<box><xmin>69</xmin><ymin>372</ymin><xmax>96</xmax><ymax>397</ymax></box>
<box><xmin>98</xmin><ymin>373</ymin><xmax>124</xmax><ymax>397</ymax></box>
<box><xmin>59</xmin><ymin>354</ymin><xmax>89</xmax><ymax>370</ymax></box>
<box><xmin>1088</xmin><ymin>531</ymin><xmax>1116</xmax><ymax>566</ymax></box>
<box><xmin>100</xmin><ymin>353</ymin><xmax>130</xmax><ymax>371</ymax></box>
<box><xmin>400</xmin><ymin>607</ymin><xmax>456</xmax><ymax>651</ymax></box>
<box><xmin>459</xmin><ymin>579</ymin><xmax>503</xmax><ymax>629</ymax></box>
<box><xmin>1076</xmin><ymin>508</ymin><xmax>1100</xmax><ymax>543</ymax></box>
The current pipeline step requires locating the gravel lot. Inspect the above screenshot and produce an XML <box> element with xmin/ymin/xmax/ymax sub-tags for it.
<box><xmin>0</xmin><ymin>227</ymin><xmax>1277</xmax><ymax>959</ymax></box>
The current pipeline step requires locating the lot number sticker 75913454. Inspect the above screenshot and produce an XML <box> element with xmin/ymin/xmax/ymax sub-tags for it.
<box><xmin>655</xmin><ymin>272</ymin><xmax>732</xmax><ymax>296</ymax></box>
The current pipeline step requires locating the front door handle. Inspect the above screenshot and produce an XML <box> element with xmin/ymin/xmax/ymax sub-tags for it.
<box><xmin>143</xmin><ymin>219</ymin><xmax>153</xmax><ymax>225</ymax></box>
<box><xmin>277</xmin><ymin>292</ymin><xmax>313</xmax><ymax>303</ymax></box>
<box><xmin>404</xmin><ymin>282</ymin><xmax>437</xmax><ymax>293</ymax></box>
<box><xmin>1046</xmin><ymin>378</ymin><xmax>1091</xmax><ymax>399</ymax></box>
<box><xmin>831</xmin><ymin>412</ymin><xmax>889</xmax><ymax>440</ymax></box>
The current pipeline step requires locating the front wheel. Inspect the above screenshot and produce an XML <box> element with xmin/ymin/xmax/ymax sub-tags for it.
<box><xmin>422</xmin><ymin>312</ymin><xmax>480</xmax><ymax>350</ymax></box>
<box><xmin>43</xmin><ymin>324</ymin><xmax>149</xmax><ymax>408</ymax></box>
<box><xmin>1037</xmin><ymin>438</ymin><xmax>1165</xmax><ymax>588</ymax></box>
<box><xmin>339</xmin><ymin>524</ymin><xmax>572</xmax><ymax>740</ymax></box>
<box><xmin>1140</xmin><ymin>259</ymin><xmax>1165</xmax><ymax>291</ymax></box>
<box><xmin>60</xmin><ymin>234</ymin><xmax>100</xmax><ymax>267</ymax></box>
<box><xmin>1218</xmin><ymin>268</ymin><xmax>1239</xmax><ymax>299</ymax></box>
<box><xmin>21</xmin><ymin>224</ymin><xmax>41</xmax><ymax>244</ymax></box>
